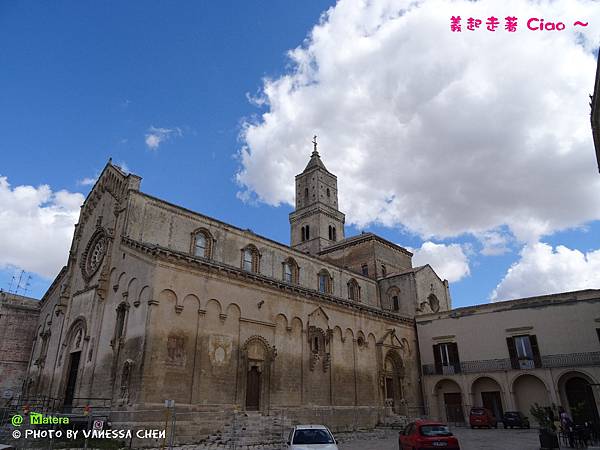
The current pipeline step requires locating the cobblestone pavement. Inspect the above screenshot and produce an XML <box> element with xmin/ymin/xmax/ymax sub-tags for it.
<box><xmin>338</xmin><ymin>427</ymin><xmax>541</xmax><ymax>450</ymax></box>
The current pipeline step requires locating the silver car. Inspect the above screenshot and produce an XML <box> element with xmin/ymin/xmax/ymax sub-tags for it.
<box><xmin>286</xmin><ymin>424</ymin><xmax>339</xmax><ymax>450</ymax></box>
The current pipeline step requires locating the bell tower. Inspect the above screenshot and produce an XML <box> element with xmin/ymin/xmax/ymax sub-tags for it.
<box><xmin>289</xmin><ymin>137</ymin><xmax>345</xmax><ymax>255</ymax></box>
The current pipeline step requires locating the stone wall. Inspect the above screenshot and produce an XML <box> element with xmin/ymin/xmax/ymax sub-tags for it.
<box><xmin>0</xmin><ymin>291</ymin><xmax>40</xmax><ymax>399</ymax></box>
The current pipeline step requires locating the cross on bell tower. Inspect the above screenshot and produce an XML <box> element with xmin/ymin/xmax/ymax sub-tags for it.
<box><xmin>289</xmin><ymin>136</ymin><xmax>345</xmax><ymax>255</ymax></box>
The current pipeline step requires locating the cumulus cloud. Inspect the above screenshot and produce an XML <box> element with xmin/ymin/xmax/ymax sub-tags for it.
<box><xmin>411</xmin><ymin>241</ymin><xmax>471</xmax><ymax>283</ymax></box>
<box><xmin>145</xmin><ymin>126</ymin><xmax>182</xmax><ymax>150</ymax></box>
<box><xmin>237</xmin><ymin>0</ymin><xmax>600</xmax><ymax>245</ymax></box>
<box><xmin>0</xmin><ymin>176</ymin><xmax>84</xmax><ymax>278</ymax></box>
<box><xmin>491</xmin><ymin>242</ymin><xmax>600</xmax><ymax>301</ymax></box>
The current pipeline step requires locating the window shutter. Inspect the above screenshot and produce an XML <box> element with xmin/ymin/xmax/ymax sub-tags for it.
<box><xmin>530</xmin><ymin>335</ymin><xmax>542</xmax><ymax>368</ymax></box>
<box><xmin>506</xmin><ymin>337</ymin><xmax>518</xmax><ymax>369</ymax></box>
<box><xmin>433</xmin><ymin>344</ymin><xmax>442</xmax><ymax>374</ymax></box>
<box><xmin>450</xmin><ymin>342</ymin><xmax>461</xmax><ymax>373</ymax></box>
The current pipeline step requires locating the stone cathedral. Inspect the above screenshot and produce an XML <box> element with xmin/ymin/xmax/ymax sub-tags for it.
<box><xmin>25</xmin><ymin>146</ymin><xmax>451</xmax><ymax>435</ymax></box>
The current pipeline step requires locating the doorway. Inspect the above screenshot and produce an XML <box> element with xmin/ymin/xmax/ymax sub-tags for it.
<box><xmin>64</xmin><ymin>351</ymin><xmax>81</xmax><ymax>408</ymax></box>
<box><xmin>385</xmin><ymin>377</ymin><xmax>394</xmax><ymax>401</ymax></box>
<box><xmin>246</xmin><ymin>366</ymin><xmax>261</xmax><ymax>411</ymax></box>
<box><xmin>481</xmin><ymin>391</ymin><xmax>504</xmax><ymax>420</ymax></box>
<box><xmin>566</xmin><ymin>377</ymin><xmax>600</xmax><ymax>424</ymax></box>
<box><xmin>444</xmin><ymin>392</ymin><xmax>465</xmax><ymax>423</ymax></box>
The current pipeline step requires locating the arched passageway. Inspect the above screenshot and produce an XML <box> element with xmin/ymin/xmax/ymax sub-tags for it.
<box><xmin>513</xmin><ymin>374</ymin><xmax>549</xmax><ymax>417</ymax></box>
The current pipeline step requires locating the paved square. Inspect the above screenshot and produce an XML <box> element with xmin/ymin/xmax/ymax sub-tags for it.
<box><xmin>338</xmin><ymin>427</ymin><xmax>541</xmax><ymax>450</ymax></box>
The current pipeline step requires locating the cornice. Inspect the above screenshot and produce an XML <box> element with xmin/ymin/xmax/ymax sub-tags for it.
<box><xmin>120</xmin><ymin>236</ymin><xmax>414</xmax><ymax>326</ymax></box>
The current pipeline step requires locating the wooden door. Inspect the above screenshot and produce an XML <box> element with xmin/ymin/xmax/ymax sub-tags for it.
<box><xmin>64</xmin><ymin>351</ymin><xmax>81</xmax><ymax>407</ymax></box>
<box><xmin>246</xmin><ymin>366</ymin><xmax>261</xmax><ymax>410</ymax></box>
<box><xmin>385</xmin><ymin>377</ymin><xmax>394</xmax><ymax>399</ymax></box>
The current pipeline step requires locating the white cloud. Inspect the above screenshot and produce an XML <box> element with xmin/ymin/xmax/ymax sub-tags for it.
<box><xmin>145</xmin><ymin>126</ymin><xmax>182</xmax><ymax>150</ymax></box>
<box><xmin>477</xmin><ymin>230</ymin><xmax>513</xmax><ymax>256</ymax></box>
<box><xmin>411</xmin><ymin>241</ymin><xmax>470</xmax><ymax>283</ymax></box>
<box><xmin>237</xmin><ymin>0</ymin><xmax>600</xmax><ymax>245</ymax></box>
<box><xmin>0</xmin><ymin>176</ymin><xmax>84</xmax><ymax>279</ymax></box>
<box><xmin>491</xmin><ymin>242</ymin><xmax>600</xmax><ymax>301</ymax></box>
<box><xmin>78</xmin><ymin>176</ymin><xmax>97</xmax><ymax>186</ymax></box>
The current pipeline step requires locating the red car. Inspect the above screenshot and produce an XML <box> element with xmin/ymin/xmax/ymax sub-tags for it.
<box><xmin>399</xmin><ymin>420</ymin><xmax>460</xmax><ymax>450</ymax></box>
<box><xmin>469</xmin><ymin>407</ymin><xmax>498</xmax><ymax>429</ymax></box>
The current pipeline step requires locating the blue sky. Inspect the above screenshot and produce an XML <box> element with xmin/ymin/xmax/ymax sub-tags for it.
<box><xmin>1</xmin><ymin>0</ymin><xmax>599</xmax><ymax>306</ymax></box>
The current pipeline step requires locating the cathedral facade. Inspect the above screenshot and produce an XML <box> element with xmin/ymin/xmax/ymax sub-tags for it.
<box><xmin>25</xmin><ymin>149</ymin><xmax>450</xmax><ymax>430</ymax></box>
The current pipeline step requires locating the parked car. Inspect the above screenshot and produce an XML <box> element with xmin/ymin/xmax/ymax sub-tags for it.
<box><xmin>502</xmin><ymin>411</ymin><xmax>530</xmax><ymax>429</ymax></box>
<box><xmin>286</xmin><ymin>425</ymin><xmax>339</xmax><ymax>450</ymax></box>
<box><xmin>399</xmin><ymin>419</ymin><xmax>460</xmax><ymax>449</ymax></box>
<box><xmin>469</xmin><ymin>407</ymin><xmax>498</xmax><ymax>428</ymax></box>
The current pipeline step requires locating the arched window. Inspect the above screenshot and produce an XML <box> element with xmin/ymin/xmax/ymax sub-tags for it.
<box><xmin>381</xmin><ymin>264</ymin><xmax>387</xmax><ymax>277</ymax></box>
<box><xmin>361</xmin><ymin>264</ymin><xmax>369</xmax><ymax>276</ymax></box>
<box><xmin>387</xmin><ymin>287</ymin><xmax>400</xmax><ymax>312</ymax></box>
<box><xmin>113</xmin><ymin>303</ymin><xmax>129</xmax><ymax>347</ymax></box>
<box><xmin>328</xmin><ymin>225</ymin><xmax>337</xmax><ymax>241</ymax></box>
<box><xmin>301</xmin><ymin>225</ymin><xmax>311</xmax><ymax>242</ymax></box>
<box><xmin>304</xmin><ymin>187</ymin><xmax>309</xmax><ymax>199</ymax></box>
<box><xmin>191</xmin><ymin>228</ymin><xmax>213</xmax><ymax>258</ymax></box>
<box><xmin>282</xmin><ymin>257</ymin><xmax>299</xmax><ymax>284</ymax></box>
<box><xmin>326</xmin><ymin>188</ymin><xmax>330</xmax><ymax>197</ymax></box>
<box><xmin>347</xmin><ymin>278</ymin><xmax>360</xmax><ymax>301</ymax></box>
<box><xmin>318</xmin><ymin>269</ymin><xmax>332</xmax><ymax>294</ymax></box>
<box><xmin>241</xmin><ymin>245</ymin><xmax>259</xmax><ymax>273</ymax></box>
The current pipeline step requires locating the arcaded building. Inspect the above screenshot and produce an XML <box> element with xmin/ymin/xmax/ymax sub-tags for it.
<box><xmin>25</xmin><ymin>149</ymin><xmax>451</xmax><ymax>431</ymax></box>
<box><xmin>416</xmin><ymin>290</ymin><xmax>600</xmax><ymax>426</ymax></box>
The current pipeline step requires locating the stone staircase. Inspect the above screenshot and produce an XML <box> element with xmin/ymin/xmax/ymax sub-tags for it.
<box><xmin>199</xmin><ymin>411</ymin><xmax>292</xmax><ymax>448</ymax></box>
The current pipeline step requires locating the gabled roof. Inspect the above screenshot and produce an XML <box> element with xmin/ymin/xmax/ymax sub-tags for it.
<box><xmin>591</xmin><ymin>47</ymin><xmax>600</xmax><ymax>173</ymax></box>
<box><xmin>319</xmin><ymin>231</ymin><xmax>413</xmax><ymax>257</ymax></box>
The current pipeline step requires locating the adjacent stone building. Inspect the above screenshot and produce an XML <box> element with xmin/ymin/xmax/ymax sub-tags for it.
<box><xmin>24</xmin><ymin>150</ymin><xmax>450</xmax><ymax>435</ymax></box>
<box><xmin>416</xmin><ymin>289</ymin><xmax>600</xmax><ymax>426</ymax></box>
<box><xmin>0</xmin><ymin>290</ymin><xmax>40</xmax><ymax>402</ymax></box>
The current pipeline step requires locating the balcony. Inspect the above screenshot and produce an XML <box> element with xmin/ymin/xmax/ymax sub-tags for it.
<box><xmin>422</xmin><ymin>351</ymin><xmax>600</xmax><ymax>375</ymax></box>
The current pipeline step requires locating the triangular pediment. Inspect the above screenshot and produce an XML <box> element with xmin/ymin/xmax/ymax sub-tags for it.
<box><xmin>308</xmin><ymin>306</ymin><xmax>329</xmax><ymax>330</ymax></box>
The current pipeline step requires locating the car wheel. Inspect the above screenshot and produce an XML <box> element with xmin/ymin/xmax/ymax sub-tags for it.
<box><xmin>470</xmin><ymin>425</ymin><xmax>474</xmax><ymax>429</ymax></box>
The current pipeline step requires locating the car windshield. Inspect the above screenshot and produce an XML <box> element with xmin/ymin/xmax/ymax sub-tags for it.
<box><xmin>292</xmin><ymin>429</ymin><xmax>334</xmax><ymax>445</ymax></box>
<box><xmin>420</xmin><ymin>425</ymin><xmax>452</xmax><ymax>437</ymax></box>
<box><xmin>471</xmin><ymin>409</ymin><xmax>485</xmax><ymax>415</ymax></box>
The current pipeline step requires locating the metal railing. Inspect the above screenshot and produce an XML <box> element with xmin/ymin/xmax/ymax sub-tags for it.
<box><xmin>423</xmin><ymin>351</ymin><xmax>600</xmax><ymax>375</ymax></box>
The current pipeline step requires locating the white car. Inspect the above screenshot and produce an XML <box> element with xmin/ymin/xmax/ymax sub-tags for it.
<box><xmin>286</xmin><ymin>424</ymin><xmax>339</xmax><ymax>450</ymax></box>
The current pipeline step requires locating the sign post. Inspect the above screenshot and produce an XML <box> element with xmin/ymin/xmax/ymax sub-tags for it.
<box><xmin>161</xmin><ymin>400</ymin><xmax>175</xmax><ymax>450</ymax></box>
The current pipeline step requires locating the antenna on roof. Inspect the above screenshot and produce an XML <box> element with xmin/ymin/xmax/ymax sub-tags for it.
<box><xmin>20</xmin><ymin>275</ymin><xmax>32</xmax><ymax>297</ymax></box>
